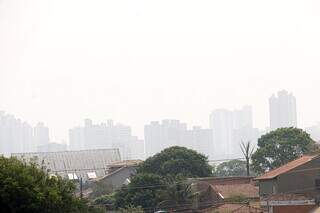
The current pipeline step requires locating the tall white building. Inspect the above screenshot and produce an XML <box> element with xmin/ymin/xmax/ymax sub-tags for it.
<box><xmin>69</xmin><ymin>119</ymin><xmax>145</xmax><ymax>160</ymax></box>
<box><xmin>210</xmin><ymin>106</ymin><xmax>258</xmax><ymax>159</ymax></box>
<box><xmin>210</xmin><ymin>109</ymin><xmax>234</xmax><ymax>159</ymax></box>
<box><xmin>34</xmin><ymin>122</ymin><xmax>50</xmax><ymax>147</ymax></box>
<box><xmin>0</xmin><ymin>112</ymin><xmax>42</xmax><ymax>155</ymax></box>
<box><xmin>144</xmin><ymin>120</ymin><xmax>187</xmax><ymax>157</ymax></box>
<box><xmin>269</xmin><ymin>90</ymin><xmax>297</xmax><ymax>130</ymax></box>
<box><xmin>144</xmin><ymin>120</ymin><xmax>213</xmax><ymax>158</ymax></box>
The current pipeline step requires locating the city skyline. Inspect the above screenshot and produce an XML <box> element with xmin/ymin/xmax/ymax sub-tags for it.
<box><xmin>2</xmin><ymin>89</ymin><xmax>320</xmax><ymax>160</ymax></box>
<box><xmin>0</xmin><ymin>89</ymin><xmax>318</xmax><ymax>144</ymax></box>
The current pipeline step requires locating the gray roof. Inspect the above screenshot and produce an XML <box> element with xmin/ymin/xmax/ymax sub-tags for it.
<box><xmin>12</xmin><ymin>149</ymin><xmax>121</xmax><ymax>181</ymax></box>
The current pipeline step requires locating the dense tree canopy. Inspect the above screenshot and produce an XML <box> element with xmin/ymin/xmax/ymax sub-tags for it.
<box><xmin>213</xmin><ymin>160</ymin><xmax>249</xmax><ymax>177</ymax></box>
<box><xmin>137</xmin><ymin>146</ymin><xmax>213</xmax><ymax>178</ymax></box>
<box><xmin>251</xmin><ymin>127</ymin><xmax>317</xmax><ymax>174</ymax></box>
<box><xmin>0</xmin><ymin>156</ymin><xmax>101</xmax><ymax>213</ymax></box>
<box><xmin>113</xmin><ymin>146</ymin><xmax>211</xmax><ymax>211</ymax></box>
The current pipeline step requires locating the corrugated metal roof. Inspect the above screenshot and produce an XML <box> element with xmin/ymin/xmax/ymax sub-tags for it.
<box><xmin>255</xmin><ymin>155</ymin><xmax>318</xmax><ymax>180</ymax></box>
<box><xmin>12</xmin><ymin>149</ymin><xmax>121</xmax><ymax>181</ymax></box>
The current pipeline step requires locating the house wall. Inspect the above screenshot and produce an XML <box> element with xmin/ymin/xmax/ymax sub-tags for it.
<box><xmin>259</xmin><ymin>179</ymin><xmax>278</xmax><ymax>197</ymax></box>
<box><xmin>98</xmin><ymin>167</ymin><xmax>136</xmax><ymax>191</ymax></box>
<box><xmin>272</xmin><ymin>205</ymin><xmax>315</xmax><ymax>213</ymax></box>
<box><xmin>277</xmin><ymin>157</ymin><xmax>320</xmax><ymax>194</ymax></box>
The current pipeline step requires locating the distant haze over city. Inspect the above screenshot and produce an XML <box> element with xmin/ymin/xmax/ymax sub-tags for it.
<box><xmin>1</xmin><ymin>0</ymin><xmax>320</xmax><ymax>143</ymax></box>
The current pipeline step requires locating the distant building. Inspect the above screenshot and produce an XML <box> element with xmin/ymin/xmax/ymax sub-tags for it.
<box><xmin>0</xmin><ymin>112</ymin><xmax>38</xmax><ymax>155</ymax></box>
<box><xmin>183</xmin><ymin>126</ymin><xmax>214</xmax><ymax>158</ymax></box>
<box><xmin>210</xmin><ymin>109</ymin><xmax>234</xmax><ymax>159</ymax></box>
<box><xmin>12</xmin><ymin>148</ymin><xmax>121</xmax><ymax>181</ymax></box>
<box><xmin>144</xmin><ymin>119</ymin><xmax>186</xmax><ymax>157</ymax></box>
<box><xmin>145</xmin><ymin>120</ymin><xmax>214</xmax><ymax>158</ymax></box>
<box><xmin>37</xmin><ymin>142</ymin><xmax>67</xmax><ymax>152</ymax></box>
<box><xmin>69</xmin><ymin>119</ymin><xmax>144</xmax><ymax>160</ymax></box>
<box><xmin>269</xmin><ymin>90</ymin><xmax>297</xmax><ymax>130</ymax></box>
<box><xmin>210</xmin><ymin>106</ymin><xmax>258</xmax><ymax>159</ymax></box>
<box><xmin>34</xmin><ymin>122</ymin><xmax>50</xmax><ymax>147</ymax></box>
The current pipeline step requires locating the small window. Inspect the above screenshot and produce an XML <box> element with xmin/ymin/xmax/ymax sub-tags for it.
<box><xmin>68</xmin><ymin>173</ymin><xmax>78</xmax><ymax>180</ymax></box>
<box><xmin>315</xmin><ymin>179</ymin><xmax>320</xmax><ymax>190</ymax></box>
<box><xmin>87</xmin><ymin>172</ymin><xmax>97</xmax><ymax>179</ymax></box>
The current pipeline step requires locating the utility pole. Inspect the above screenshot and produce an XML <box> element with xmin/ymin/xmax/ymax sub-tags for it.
<box><xmin>80</xmin><ymin>177</ymin><xmax>83</xmax><ymax>199</ymax></box>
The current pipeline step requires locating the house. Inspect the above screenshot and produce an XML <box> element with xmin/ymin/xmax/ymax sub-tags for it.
<box><xmin>255</xmin><ymin>155</ymin><xmax>320</xmax><ymax>197</ymax></box>
<box><xmin>194</xmin><ymin>176</ymin><xmax>259</xmax><ymax>201</ymax></box>
<box><xmin>91</xmin><ymin>160</ymin><xmax>142</xmax><ymax>192</ymax></box>
<box><xmin>189</xmin><ymin>176</ymin><xmax>260</xmax><ymax>212</ymax></box>
<box><xmin>255</xmin><ymin>155</ymin><xmax>320</xmax><ymax>213</ymax></box>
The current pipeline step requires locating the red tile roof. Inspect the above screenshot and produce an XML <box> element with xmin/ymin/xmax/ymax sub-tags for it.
<box><xmin>213</xmin><ymin>183</ymin><xmax>259</xmax><ymax>199</ymax></box>
<box><xmin>193</xmin><ymin>177</ymin><xmax>259</xmax><ymax>199</ymax></box>
<box><xmin>255</xmin><ymin>155</ymin><xmax>318</xmax><ymax>180</ymax></box>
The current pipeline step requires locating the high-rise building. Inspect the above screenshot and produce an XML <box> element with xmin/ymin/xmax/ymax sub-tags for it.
<box><xmin>69</xmin><ymin>119</ymin><xmax>145</xmax><ymax>160</ymax></box>
<box><xmin>144</xmin><ymin>120</ymin><xmax>213</xmax><ymax>158</ymax></box>
<box><xmin>0</xmin><ymin>112</ymin><xmax>40</xmax><ymax>155</ymax></box>
<box><xmin>210</xmin><ymin>109</ymin><xmax>234</xmax><ymax>159</ymax></box>
<box><xmin>144</xmin><ymin>119</ymin><xmax>187</xmax><ymax>157</ymax></box>
<box><xmin>210</xmin><ymin>106</ymin><xmax>258</xmax><ymax>159</ymax></box>
<box><xmin>34</xmin><ymin>122</ymin><xmax>50</xmax><ymax>147</ymax></box>
<box><xmin>184</xmin><ymin>126</ymin><xmax>214</xmax><ymax>158</ymax></box>
<box><xmin>269</xmin><ymin>90</ymin><xmax>297</xmax><ymax>130</ymax></box>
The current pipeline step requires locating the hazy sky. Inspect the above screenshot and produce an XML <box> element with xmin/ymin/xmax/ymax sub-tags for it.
<box><xmin>1</xmin><ymin>0</ymin><xmax>320</xmax><ymax>142</ymax></box>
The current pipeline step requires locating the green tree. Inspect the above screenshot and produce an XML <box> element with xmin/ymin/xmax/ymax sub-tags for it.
<box><xmin>0</xmin><ymin>156</ymin><xmax>101</xmax><ymax>213</ymax></box>
<box><xmin>113</xmin><ymin>173</ymin><xmax>166</xmax><ymax>211</ymax></box>
<box><xmin>137</xmin><ymin>146</ymin><xmax>213</xmax><ymax>178</ymax></box>
<box><xmin>251</xmin><ymin>127</ymin><xmax>317</xmax><ymax>174</ymax></box>
<box><xmin>213</xmin><ymin>160</ymin><xmax>249</xmax><ymax>177</ymax></box>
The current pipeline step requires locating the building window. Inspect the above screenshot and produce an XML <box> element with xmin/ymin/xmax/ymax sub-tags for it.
<box><xmin>87</xmin><ymin>172</ymin><xmax>97</xmax><ymax>180</ymax></box>
<box><xmin>68</xmin><ymin>173</ymin><xmax>78</xmax><ymax>180</ymax></box>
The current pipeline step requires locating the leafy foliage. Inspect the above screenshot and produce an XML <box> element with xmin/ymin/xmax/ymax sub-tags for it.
<box><xmin>0</xmin><ymin>156</ymin><xmax>101</xmax><ymax>213</ymax></box>
<box><xmin>113</xmin><ymin>173</ymin><xmax>166</xmax><ymax>211</ymax></box>
<box><xmin>213</xmin><ymin>160</ymin><xmax>251</xmax><ymax>177</ymax></box>
<box><xmin>251</xmin><ymin>127</ymin><xmax>317</xmax><ymax>174</ymax></box>
<box><xmin>118</xmin><ymin>205</ymin><xmax>144</xmax><ymax>213</ymax></box>
<box><xmin>93</xmin><ymin>193</ymin><xmax>115</xmax><ymax>206</ymax></box>
<box><xmin>137</xmin><ymin>146</ymin><xmax>213</xmax><ymax>178</ymax></box>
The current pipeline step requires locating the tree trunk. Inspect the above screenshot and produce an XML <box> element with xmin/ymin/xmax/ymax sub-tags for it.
<box><xmin>246</xmin><ymin>158</ymin><xmax>250</xmax><ymax>176</ymax></box>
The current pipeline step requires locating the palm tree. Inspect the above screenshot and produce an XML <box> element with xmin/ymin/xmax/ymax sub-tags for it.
<box><xmin>240</xmin><ymin>141</ymin><xmax>255</xmax><ymax>176</ymax></box>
